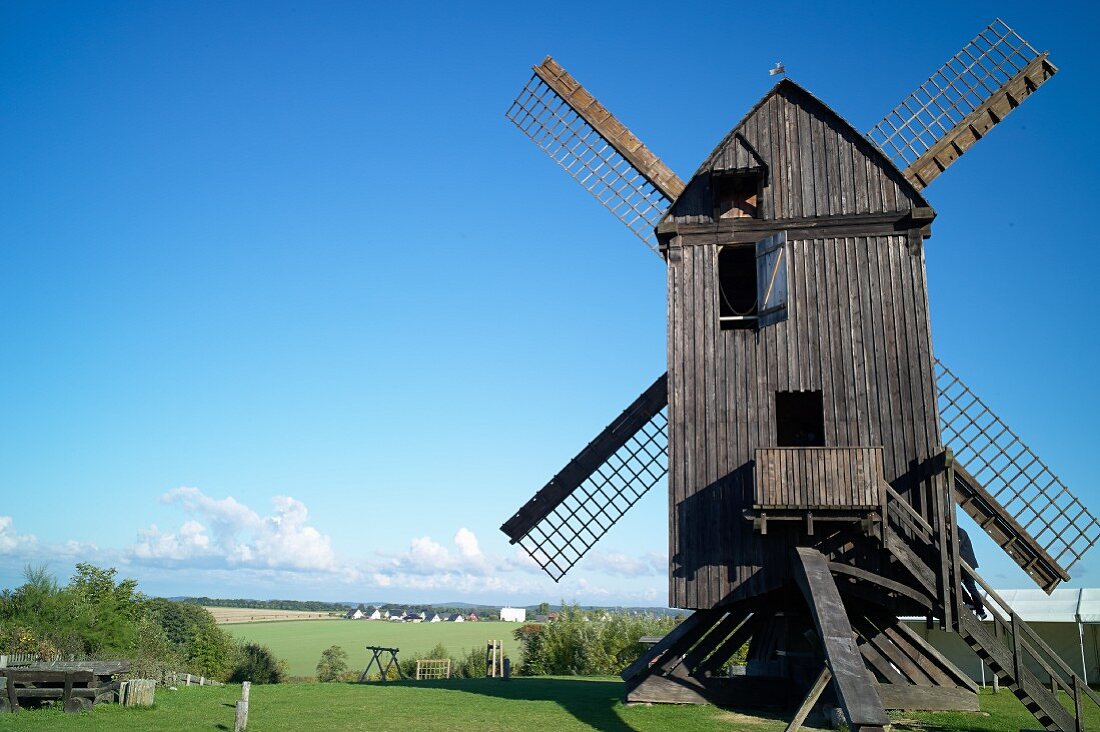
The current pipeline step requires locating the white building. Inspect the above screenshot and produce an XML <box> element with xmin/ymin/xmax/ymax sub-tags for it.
<box><xmin>500</xmin><ymin>607</ymin><xmax>526</xmax><ymax>623</ymax></box>
<box><xmin>903</xmin><ymin>588</ymin><xmax>1100</xmax><ymax>683</ymax></box>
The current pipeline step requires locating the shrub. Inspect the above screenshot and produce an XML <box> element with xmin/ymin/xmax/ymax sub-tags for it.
<box><xmin>512</xmin><ymin>604</ymin><xmax>681</xmax><ymax>676</ymax></box>
<box><xmin>453</xmin><ymin>646</ymin><xmax>487</xmax><ymax>679</ymax></box>
<box><xmin>229</xmin><ymin>642</ymin><xmax>286</xmax><ymax>684</ymax></box>
<box><xmin>316</xmin><ymin>645</ymin><xmax>349</xmax><ymax>682</ymax></box>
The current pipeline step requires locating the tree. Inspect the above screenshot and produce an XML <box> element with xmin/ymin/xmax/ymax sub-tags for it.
<box><xmin>536</xmin><ymin>602</ymin><xmax>551</xmax><ymax>616</ymax></box>
<box><xmin>316</xmin><ymin>645</ymin><xmax>349</xmax><ymax>682</ymax></box>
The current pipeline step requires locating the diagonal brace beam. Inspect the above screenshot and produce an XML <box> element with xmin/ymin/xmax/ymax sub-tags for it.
<box><xmin>792</xmin><ymin>547</ymin><xmax>890</xmax><ymax>730</ymax></box>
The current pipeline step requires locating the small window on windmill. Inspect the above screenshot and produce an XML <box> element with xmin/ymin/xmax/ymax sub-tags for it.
<box><xmin>718</xmin><ymin>231</ymin><xmax>788</xmax><ymax>330</ymax></box>
<box><xmin>776</xmin><ymin>391</ymin><xmax>825</xmax><ymax>447</ymax></box>
<box><xmin>713</xmin><ymin>170</ymin><xmax>761</xmax><ymax>219</ymax></box>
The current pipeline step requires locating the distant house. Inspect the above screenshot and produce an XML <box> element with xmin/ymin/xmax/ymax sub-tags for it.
<box><xmin>345</xmin><ymin>607</ymin><xmax>365</xmax><ymax>620</ymax></box>
<box><xmin>425</xmin><ymin>612</ymin><xmax>442</xmax><ymax>623</ymax></box>
<box><xmin>405</xmin><ymin>613</ymin><xmax>423</xmax><ymax>623</ymax></box>
<box><xmin>448</xmin><ymin>613</ymin><xmax>465</xmax><ymax>622</ymax></box>
<box><xmin>500</xmin><ymin>607</ymin><xmax>526</xmax><ymax>623</ymax></box>
<box><xmin>534</xmin><ymin>614</ymin><xmax>549</xmax><ymax>623</ymax></box>
<box><xmin>466</xmin><ymin>613</ymin><xmax>479</xmax><ymax>622</ymax></box>
<box><xmin>366</xmin><ymin>608</ymin><xmax>382</xmax><ymax>620</ymax></box>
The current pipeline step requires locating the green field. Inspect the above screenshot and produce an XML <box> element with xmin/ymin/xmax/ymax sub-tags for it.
<box><xmin>2</xmin><ymin>681</ymin><xmax>1096</xmax><ymax>732</ymax></box>
<box><xmin>225</xmin><ymin>619</ymin><xmax>526</xmax><ymax>677</ymax></box>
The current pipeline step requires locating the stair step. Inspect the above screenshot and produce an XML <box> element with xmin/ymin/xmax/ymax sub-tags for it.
<box><xmin>880</xmin><ymin>523</ymin><xmax>1079</xmax><ymax>731</ymax></box>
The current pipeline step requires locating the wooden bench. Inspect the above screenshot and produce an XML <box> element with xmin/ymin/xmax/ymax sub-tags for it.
<box><xmin>1</xmin><ymin>668</ymin><xmax>123</xmax><ymax>713</ymax></box>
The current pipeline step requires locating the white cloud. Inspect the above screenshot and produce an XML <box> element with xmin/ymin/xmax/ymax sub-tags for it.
<box><xmin>0</xmin><ymin>516</ymin><xmax>36</xmax><ymax>554</ymax></box>
<box><xmin>584</xmin><ymin>551</ymin><xmax>666</xmax><ymax>578</ymax></box>
<box><xmin>133</xmin><ymin>520</ymin><xmax>213</xmax><ymax>562</ymax></box>
<box><xmin>133</xmin><ymin>488</ymin><xmax>336</xmax><ymax>572</ymax></box>
<box><xmin>454</xmin><ymin>528</ymin><xmax>481</xmax><ymax>559</ymax></box>
<box><xmin>2</xmin><ymin>491</ymin><xmax>668</xmax><ymax>605</ymax></box>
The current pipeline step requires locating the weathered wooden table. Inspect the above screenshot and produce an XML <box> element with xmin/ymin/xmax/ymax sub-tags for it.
<box><xmin>0</xmin><ymin>660</ymin><xmax>129</xmax><ymax>713</ymax></box>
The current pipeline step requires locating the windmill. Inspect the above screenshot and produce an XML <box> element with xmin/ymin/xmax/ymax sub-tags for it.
<box><xmin>501</xmin><ymin>19</ymin><xmax>1100</xmax><ymax>731</ymax></box>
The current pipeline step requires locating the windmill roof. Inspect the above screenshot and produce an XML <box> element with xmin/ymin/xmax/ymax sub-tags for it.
<box><xmin>665</xmin><ymin>78</ymin><xmax>929</xmax><ymax>218</ymax></box>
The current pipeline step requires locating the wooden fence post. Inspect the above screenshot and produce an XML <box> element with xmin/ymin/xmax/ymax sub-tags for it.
<box><xmin>242</xmin><ymin>681</ymin><xmax>251</xmax><ymax>703</ymax></box>
<box><xmin>234</xmin><ymin>700</ymin><xmax>249</xmax><ymax>731</ymax></box>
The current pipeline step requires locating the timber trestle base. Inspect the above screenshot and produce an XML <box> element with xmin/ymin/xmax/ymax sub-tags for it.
<box><xmin>357</xmin><ymin>646</ymin><xmax>405</xmax><ymax>683</ymax></box>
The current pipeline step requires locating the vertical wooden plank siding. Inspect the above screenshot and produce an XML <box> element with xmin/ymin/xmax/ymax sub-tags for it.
<box><xmin>668</xmin><ymin>82</ymin><xmax>921</xmax><ymax>224</ymax></box>
<box><xmin>668</xmin><ymin>234</ymin><xmax>942</xmax><ymax>608</ymax></box>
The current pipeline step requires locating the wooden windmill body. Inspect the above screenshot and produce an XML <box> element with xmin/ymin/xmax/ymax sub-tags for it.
<box><xmin>502</xmin><ymin>20</ymin><xmax>1100</xmax><ymax>731</ymax></box>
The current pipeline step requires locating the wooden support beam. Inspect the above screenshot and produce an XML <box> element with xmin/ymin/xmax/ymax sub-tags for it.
<box><xmin>827</xmin><ymin>562</ymin><xmax>932</xmax><ymax>607</ymax></box>
<box><xmin>792</xmin><ymin>547</ymin><xmax>890</xmax><ymax>730</ymax></box>
<box><xmin>785</xmin><ymin>666</ymin><xmax>832</xmax><ymax>732</ymax></box>
<box><xmin>620</xmin><ymin>608</ymin><xmax>721</xmax><ymax>681</ymax></box>
<box><xmin>875</xmin><ymin>683</ymin><xmax>978</xmax><ymax>711</ymax></box>
<box><xmin>903</xmin><ymin>54</ymin><xmax>1057</xmax><ymax>189</ymax></box>
<box><xmin>532</xmin><ymin>57</ymin><xmax>685</xmax><ymax>201</ymax></box>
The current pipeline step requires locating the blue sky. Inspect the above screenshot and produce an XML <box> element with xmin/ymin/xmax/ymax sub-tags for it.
<box><xmin>1</xmin><ymin>0</ymin><xmax>1097</xmax><ymax>605</ymax></box>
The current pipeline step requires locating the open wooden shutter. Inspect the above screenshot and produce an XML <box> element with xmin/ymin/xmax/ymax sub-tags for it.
<box><xmin>756</xmin><ymin>231</ymin><xmax>788</xmax><ymax>327</ymax></box>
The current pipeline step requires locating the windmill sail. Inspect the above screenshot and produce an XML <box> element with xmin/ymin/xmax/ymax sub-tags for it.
<box><xmin>935</xmin><ymin>360</ymin><xmax>1100</xmax><ymax>591</ymax></box>
<box><xmin>506</xmin><ymin>57</ymin><xmax>685</xmax><ymax>254</ymax></box>
<box><xmin>501</xmin><ymin>374</ymin><xmax>668</xmax><ymax>581</ymax></box>
<box><xmin>868</xmin><ymin>18</ymin><xmax>1057</xmax><ymax>189</ymax></box>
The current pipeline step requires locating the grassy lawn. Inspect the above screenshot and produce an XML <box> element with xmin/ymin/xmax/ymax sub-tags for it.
<box><xmin>225</xmin><ymin>619</ymin><xmax>525</xmax><ymax>677</ymax></box>
<box><xmin>0</xmin><ymin>680</ymin><xmax>1096</xmax><ymax>732</ymax></box>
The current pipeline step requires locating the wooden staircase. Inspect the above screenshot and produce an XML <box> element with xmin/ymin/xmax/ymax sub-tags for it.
<box><xmin>883</xmin><ymin>490</ymin><xmax>1099</xmax><ymax>731</ymax></box>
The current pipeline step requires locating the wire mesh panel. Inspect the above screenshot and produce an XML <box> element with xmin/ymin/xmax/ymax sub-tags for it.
<box><xmin>868</xmin><ymin>18</ymin><xmax>1040</xmax><ymax>170</ymax></box>
<box><xmin>506</xmin><ymin>73</ymin><xmax>672</xmax><ymax>254</ymax></box>
<box><xmin>936</xmin><ymin>360</ymin><xmax>1100</xmax><ymax>573</ymax></box>
<box><xmin>516</xmin><ymin>407</ymin><xmax>668</xmax><ymax>582</ymax></box>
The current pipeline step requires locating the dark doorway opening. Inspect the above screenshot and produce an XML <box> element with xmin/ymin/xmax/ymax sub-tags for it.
<box><xmin>776</xmin><ymin>391</ymin><xmax>825</xmax><ymax>447</ymax></box>
<box><xmin>718</xmin><ymin>246</ymin><xmax>757</xmax><ymax>330</ymax></box>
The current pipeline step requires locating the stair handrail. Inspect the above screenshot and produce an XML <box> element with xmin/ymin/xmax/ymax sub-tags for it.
<box><xmin>961</xmin><ymin>561</ymin><xmax>1100</xmax><ymax>712</ymax></box>
<box><xmin>880</xmin><ymin>499</ymin><xmax>1090</xmax><ymax>731</ymax></box>
<box><xmin>883</xmin><ymin>484</ymin><xmax>934</xmax><ymax>536</ymax></box>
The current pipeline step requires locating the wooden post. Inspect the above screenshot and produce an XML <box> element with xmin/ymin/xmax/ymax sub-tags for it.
<box><xmin>186</xmin><ymin>673</ymin><xmax>192</xmax><ymax>686</ymax></box>
<box><xmin>1073</xmin><ymin>674</ymin><xmax>1084</xmax><ymax>732</ymax></box>
<box><xmin>234</xmin><ymin>700</ymin><xmax>249</xmax><ymax>732</ymax></box>
<box><xmin>242</xmin><ymin>681</ymin><xmax>251</xmax><ymax>703</ymax></box>
<box><xmin>786</xmin><ymin>666</ymin><xmax>832</xmax><ymax>732</ymax></box>
<box><xmin>0</xmin><ymin>656</ymin><xmax>7</xmax><ymax>669</ymax></box>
